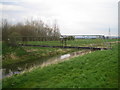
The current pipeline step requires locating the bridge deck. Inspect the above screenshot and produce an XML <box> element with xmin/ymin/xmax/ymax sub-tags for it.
<box><xmin>18</xmin><ymin>44</ymin><xmax>110</xmax><ymax>50</ymax></box>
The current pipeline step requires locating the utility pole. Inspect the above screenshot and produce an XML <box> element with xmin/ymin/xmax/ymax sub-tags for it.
<box><xmin>108</xmin><ymin>27</ymin><xmax>111</xmax><ymax>48</ymax></box>
<box><xmin>118</xmin><ymin>1</ymin><xmax>120</xmax><ymax>39</ymax></box>
<box><xmin>109</xmin><ymin>27</ymin><xmax>111</xmax><ymax>39</ymax></box>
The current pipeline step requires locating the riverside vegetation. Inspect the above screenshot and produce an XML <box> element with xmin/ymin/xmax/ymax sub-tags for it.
<box><xmin>2</xmin><ymin>39</ymin><xmax>118</xmax><ymax>68</ymax></box>
<box><xmin>2</xmin><ymin>19</ymin><xmax>119</xmax><ymax>88</ymax></box>
<box><xmin>3</xmin><ymin>43</ymin><xmax>119</xmax><ymax>88</ymax></box>
<box><xmin>2</xmin><ymin>43</ymin><xmax>77</xmax><ymax>69</ymax></box>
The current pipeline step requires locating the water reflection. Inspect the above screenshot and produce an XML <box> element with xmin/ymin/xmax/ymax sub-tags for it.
<box><xmin>60</xmin><ymin>54</ymin><xmax>70</xmax><ymax>59</ymax></box>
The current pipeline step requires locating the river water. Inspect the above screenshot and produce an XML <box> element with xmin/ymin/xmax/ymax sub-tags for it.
<box><xmin>2</xmin><ymin>50</ymin><xmax>92</xmax><ymax>78</ymax></box>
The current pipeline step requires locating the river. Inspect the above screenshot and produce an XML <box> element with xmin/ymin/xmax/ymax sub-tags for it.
<box><xmin>2</xmin><ymin>50</ymin><xmax>93</xmax><ymax>78</ymax></box>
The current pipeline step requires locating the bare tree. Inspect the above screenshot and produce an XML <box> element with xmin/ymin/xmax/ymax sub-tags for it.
<box><xmin>2</xmin><ymin>19</ymin><xmax>61</xmax><ymax>43</ymax></box>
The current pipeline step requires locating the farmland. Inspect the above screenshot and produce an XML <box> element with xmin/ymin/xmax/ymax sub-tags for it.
<box><xmin>1</xmin><ymin>3</ymin><xmax>119</xmax><ymax>88</ymax></box>
<box><xmin>2</xmin><ymin>39</ymin><xmax>118</xmax><ymax>68</ymax></box>
<box><xmin>21</xmin><ymin>38</ymin><xmax>117</xmax><ymax>47</ymax></box>
<box><xmin>2</xmin><ymin>40</ymin><xmax>119</xmax><ymax>88</ymax></box>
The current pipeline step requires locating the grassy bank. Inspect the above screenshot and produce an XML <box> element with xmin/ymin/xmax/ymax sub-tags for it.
<box><xmin>3</xmin><ymin>43</ymin><xmax>118</xmax><ymax>88</ymax></box>
<box><xmin>2</xmin><ymin>39</ymin><xmax>117</xmax><ymax>67</ymax></box>
<box><xmin>2</xmin><ymin>43</ymin><xmax>77</xmax><ymax>68</ymax></box>
<box><xmin>3</xmin><ymin>39</ymin><xmax>117</xmax><ymax>68</ymax></box>
<box><xmin>24</xmin><ymin>39</ymin><xmax>118</xmax><ymax>47</ymax></box>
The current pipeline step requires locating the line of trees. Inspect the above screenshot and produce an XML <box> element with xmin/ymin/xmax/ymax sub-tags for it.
<box><xmin>2</xmin><ymin>19</ymin><xmax>61</xmax><ymax>44</ymax></box>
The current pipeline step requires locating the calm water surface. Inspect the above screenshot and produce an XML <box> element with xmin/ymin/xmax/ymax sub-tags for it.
<box><xmin>2</xmin><ymin>50</ymin><xmax>92</xmax><ymax>78</ymax></box>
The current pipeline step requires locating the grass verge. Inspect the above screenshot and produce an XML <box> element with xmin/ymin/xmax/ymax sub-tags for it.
<box><xmin>2</xmin><ymin>43</ymin><xmax>77</xmax><ymax>68</ymax></box>
<box><xmin>2</xmin><ymin>43</ymin><xmax>118</xmax><ymax>88</ymax></box>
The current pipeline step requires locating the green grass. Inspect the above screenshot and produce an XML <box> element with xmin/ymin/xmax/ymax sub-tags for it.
<box><xmin>22</xmin><ymin>39</ymin><xmax>118</xmax><ymax>47</ymax></box>
<box><xmin>0</xmin><ymin>41</ymin><xmax>2</xmax><ymax>55</ymax></box>
<box><xmin>3</xmin><ymin>43</ymin><xmax>118</xmax><ymax>88</ymax></box>
<box><xmin>2</xmin><ymin>43</ymin><xmax>77</xmax><ymax>68</ymax></box>
<box><xmin>2</xmin><ymin>42</ymin><xmax>27</xmax><ymax>56</ymax></box>
<box><xmin>4</xmin><ymin>39</ymin><xmax>117</xmax><ymax>68</ymax></box>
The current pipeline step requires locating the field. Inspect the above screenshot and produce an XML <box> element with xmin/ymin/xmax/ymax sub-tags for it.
<box><xmin>2</xmin><ymin>11</ymin><xmax>119</xmax><ymax>88</ymax></box>
<box><xmin>2</xmin><ymin>42</ymin><xmax>119</xmax><ymax>88</ymax></box>
<box><xmin>21</xmin><ymin>39</ymin><xmax>118</xmax><ymax>47</ymax></box>
<box><xmin>3</xmin><ymin>39</ymin><xmax>118</xmax><ymax>68</ymax></box>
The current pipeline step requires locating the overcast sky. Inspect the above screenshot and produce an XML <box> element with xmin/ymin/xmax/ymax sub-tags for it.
<box><xmin>0</xmin><ymin>0</ymin><xmax>119</xmax><ymax>36</ymax></box>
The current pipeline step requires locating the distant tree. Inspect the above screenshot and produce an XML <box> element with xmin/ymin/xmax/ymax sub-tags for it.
<box><xmin>2</xmin><ymin>19</ymin><xmax>10</xmax><ymax>42</ymax></box>
<box><xmin>102</xmin><ymin>36</ymin><xmax>105</xmax><ymax>39</ymax></box>
<box><xmin>52</xmin><ymin>20</ymin><xmax>61</xmax><ymax>40</ymax></box>
<box><xmin>8</xmin><ymin>32</ymin><xmax>21</xmax><ymax>46</ymax></box>
<box><xmin>67</xmin><ymin>36</ymin><xmax>75</xmax><ymax>40</ymax></box>
<box><xmin>1</xmin><ymin>19</ymin><xmax>61</xmax><ymax>43</ymax></box>
<box><xmin>106</xmin><ymin>36</ymin><xmax>109</xmax><ymax>39</ymax></box>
